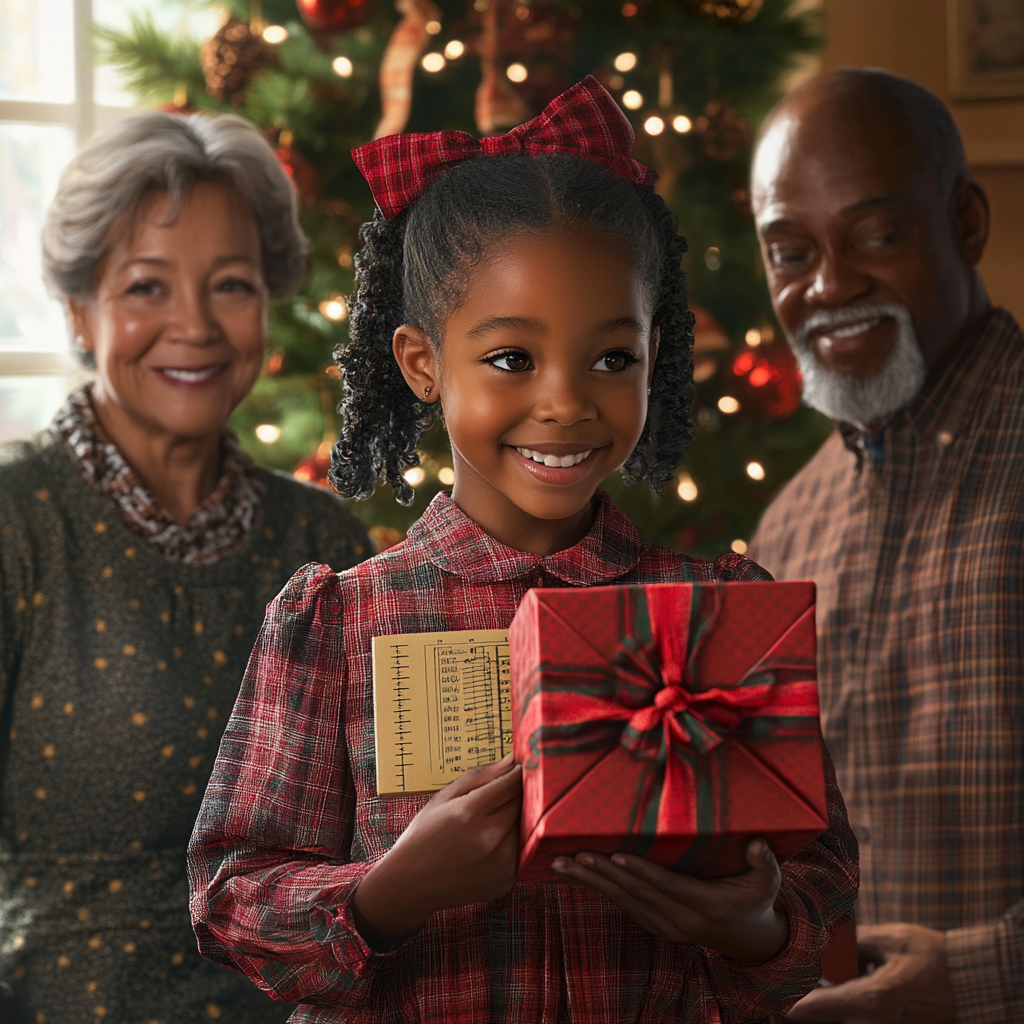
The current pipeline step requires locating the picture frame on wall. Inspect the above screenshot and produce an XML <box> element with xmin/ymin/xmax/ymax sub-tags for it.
<box><xmin>948</xmin><ymin>0</ymin><xmax>1024</xmax><ymax>100</ymax></box>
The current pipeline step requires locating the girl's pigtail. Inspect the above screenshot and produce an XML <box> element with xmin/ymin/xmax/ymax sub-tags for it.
<box><xmin>329</xmin><ymin>210</ymin><xmax>435</xmax><ymax>506</ymax></box>
<box><xmin>621</xmin><ymin>189</ymin><xmax>696</xmax><ymax>493</ymax></box>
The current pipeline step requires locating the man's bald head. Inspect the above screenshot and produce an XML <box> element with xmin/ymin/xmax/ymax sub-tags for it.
<box><xmin>758</xmin><ymin>68</ymin><xmax>967</xmax><ymax>200</ymax></box>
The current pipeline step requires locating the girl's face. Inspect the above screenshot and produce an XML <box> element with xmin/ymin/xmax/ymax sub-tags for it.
<box><xmin>394</xmin><ymin>226</ymin><xmax>657</xmax><ymax>555</ymax></box>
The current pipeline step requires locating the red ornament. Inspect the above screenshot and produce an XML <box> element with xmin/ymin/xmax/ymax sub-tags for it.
<box><xmin>296</xmin><ymin>0</ymin><xmax>374</xmax><ymax>33</ymax></box>
<box><xmin>293</xmin><ymin>441</ymin><xmax>333</xmax><ymax>489</ymax></box>
<box><xmin>728</xmin><ymin>342</ymin><xmax>802</xmax><ymax>419</ymax></box>
<box><xmin>274</xmin><ymin>133</ymin><xmax>321</xmax><ymax>206</ymax></box>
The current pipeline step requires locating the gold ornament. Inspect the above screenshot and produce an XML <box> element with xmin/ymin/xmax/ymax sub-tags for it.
<box><xmin>693</xmin><ymin>0</ymin><xmax>762</xmax><ymax>24</ymax></box>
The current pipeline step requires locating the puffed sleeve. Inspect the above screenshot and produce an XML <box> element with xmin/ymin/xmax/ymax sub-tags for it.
<box><xmin>187</xmin><ymin>562</ymin><xmax>406</xmax><ymax>1007</ymax></box>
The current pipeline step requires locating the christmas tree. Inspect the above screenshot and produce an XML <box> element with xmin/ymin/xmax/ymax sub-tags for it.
<box><xmin>97</xmin><ymin>0</ymin><xmax>831</xmax><ymax>556</ymax></box>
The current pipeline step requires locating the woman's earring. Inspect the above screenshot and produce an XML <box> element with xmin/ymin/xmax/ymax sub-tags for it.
<box><xmin>423</xmin><ymin>385</ymin><xmax>433</xmax><ymax>399</ymax></box>
<box><xmin>647</xmin><ymin>384</ymin><xmax>652</xmax><ymax>396</ymax></box>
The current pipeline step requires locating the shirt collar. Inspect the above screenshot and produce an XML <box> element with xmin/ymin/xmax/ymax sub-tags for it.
<box><xmin>838</xmin><ymin>307</ymin><xmax>1023</xmax><ymax>459</ymax></box>
<box><xmin>407</xmin><ymin>489</ymin><xmax>644</xmax><ymax>585</ymax></box>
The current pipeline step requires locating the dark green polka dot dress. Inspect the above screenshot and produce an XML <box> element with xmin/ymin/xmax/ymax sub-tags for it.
<box><xmin>0</xmin><ymin>429</ymin><xmax>370</xmax><ymax>1023</ymax></box>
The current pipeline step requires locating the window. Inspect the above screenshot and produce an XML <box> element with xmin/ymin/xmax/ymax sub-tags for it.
<box><xmin>0</xmin><ymin>0</ymin><xmax>217</xmax><ymax>442</ymax></box>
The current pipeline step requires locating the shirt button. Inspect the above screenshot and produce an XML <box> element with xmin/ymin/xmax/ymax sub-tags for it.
<box><xmin>853</xmin><ymin>825</ymin><xmax>871</xmax><ymax>844</ymax></box>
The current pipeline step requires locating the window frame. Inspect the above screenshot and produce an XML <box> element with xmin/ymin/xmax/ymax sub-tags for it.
<box><xmin>0</xmin><ymin>0</ymin><xmax>130</xmax><ymax>380</ymax></box>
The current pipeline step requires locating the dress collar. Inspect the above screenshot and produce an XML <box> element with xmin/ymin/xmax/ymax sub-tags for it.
<box><xmin>51</xmin><ymin>383</ymin><xmax>266</xmax><ymax>564</ymax></box>
<box><xmin>407</xmin><ymin>489</ymin><xmax>644</xmax><ymax>586</ymax></box>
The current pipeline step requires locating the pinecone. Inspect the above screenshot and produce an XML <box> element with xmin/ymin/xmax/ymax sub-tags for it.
<box><xmin>200</xmin><ymin>18</ymin><xmax>271</xmax><ymax>107</ymax></box>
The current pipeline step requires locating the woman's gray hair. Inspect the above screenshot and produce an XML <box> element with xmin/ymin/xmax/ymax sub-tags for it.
<box><xmin>42</xmin><ymin>110</ymin><xmax>309</xmax><ymax>302</ymax></box>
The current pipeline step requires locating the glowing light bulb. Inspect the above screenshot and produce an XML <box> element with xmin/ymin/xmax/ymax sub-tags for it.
<box><xmin>745</xmin><ymin>327</ymin><xmax>762</xmax><ymax>347</ymax></box>
<box><xmin>731</xmin><ymin>539</ymin><xmax>748</xmax><ymax>555</ymax></box>
<box><xmin>425</xmin><ymin>19</ymin><xmax>442</xmax><ymax>34</ymax></box>
<box><xmin>403</xmin><ymin>466</ymin><xmax>426</xmax><ymax>486</ymax></box>
<box><xmin>621</xmin><ymin>2</ymin><xmax>638</xmax><ymax>15</ymax></box>
<box><xmin>746</xmin><ymin>461</ymin><xmax>766</xmax><ymax>481</ymax></box>
<box><xmin>506</xmin><ymin>62</ymin><xmax>528</xmax><ymax>83</ymax></box>
<box><xmin>319</xmin><ymin>298</ymin><xmax>348</xmax><ymax>321</ymax></box>
<box><xmin>622</xmin><ymin>90</ymin><xmax>643</xmax><ymax>110</ymax></box>
<box><xmin>704</xmin><ymin>245</ymin><xmax>722</xmax><ymax>271</ymax></box>
<box><xmin>438</xmin><ymin>466</ymin><xmax>455</xmax><ymax>485</ymax></box>
<box><xmin>255</xmin><ymin>424</ymin><xmax>282</xmax><ymax>444</ymax></box>
<box><xmin>444</xmin><ymin>39</ymin><xmax>465</xmax><ymax>59</ymax></box>
<box><xmin>332</xmin><ymin>56</ymin><xmax>353</xmax><ymax>78</ymax></box>
<box><xmin>672</xmin><ymin>114</ymin><xmax>692</xmax><ymax>133</ymax></box>
<box><xmin>262</xmin><ymin>24</ymin><xmax>288</xmax><ymax>43</ymax></box>
<box><xmin>718</xmin><ymin>395</ymin><xmax>740</xmax><ymax>414</ymax></box>
<box><xmin>421</xmin><ymin>52</ymin><xmax>446</xmax><ymax>72</ymax></box>
<box><xmin>677</xmin><ymin>473</ymin><xmax>698</xmax><ymax>502</ymax></box>
<box><xmin>614</xmin><ymin>52</ymin><xmax>637</xmax><ymax>72</ymax></box>
<box><xmin>643</xmin><ymin>116</ymin><xmax>665</xmax><ymax>136</ymax></box>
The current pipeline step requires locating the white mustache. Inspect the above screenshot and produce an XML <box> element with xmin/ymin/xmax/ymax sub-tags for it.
<box><xmin>794</xmin><ymin>303</ymin><xmax>909</xmax><ymax>353</ymax></box>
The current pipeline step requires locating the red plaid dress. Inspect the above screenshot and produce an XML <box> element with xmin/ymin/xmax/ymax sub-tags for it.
<box><xmin>188</xmin><ymin>491</ymin><xmax>858</xmax><ymax>1023</ymax></box>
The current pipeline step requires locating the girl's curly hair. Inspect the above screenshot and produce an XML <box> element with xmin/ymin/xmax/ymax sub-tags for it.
<box><xmin>330</xmin><ymin>154</ymin><xmax>695</xmax><ymax>505</ymax></box>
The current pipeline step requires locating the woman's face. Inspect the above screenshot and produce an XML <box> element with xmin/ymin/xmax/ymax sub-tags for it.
<box><xmin>395</xmin><ymin>226</ymin><xmax>656</xmax><ymax>553</ymax></box>
<box><xmin>71</xmin><ymin>181</ymin><xmax>268</xmax><ymax>443</ymax></box>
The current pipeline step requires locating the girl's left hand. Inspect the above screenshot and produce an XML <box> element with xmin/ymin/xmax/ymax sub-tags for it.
<box><xmin>551</xmin><ymin>837</ymin><xmax>789</xmax><ymax>963</ymax></box>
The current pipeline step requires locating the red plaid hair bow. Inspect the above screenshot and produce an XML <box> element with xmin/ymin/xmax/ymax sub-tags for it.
<box><xmin>352</xmin><ymin>76</ymin><xmax>657</xmax><ymax>220</ymax></box>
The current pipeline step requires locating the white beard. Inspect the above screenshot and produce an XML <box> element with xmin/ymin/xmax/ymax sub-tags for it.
<box><xmin>791</xmin><ymin>303</ymin><xmax>927</xmax><ymax>428</ymax></box>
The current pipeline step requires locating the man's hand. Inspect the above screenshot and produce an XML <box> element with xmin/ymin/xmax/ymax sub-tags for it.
<box><xmin>551</xmin><ymin>838</ymin><xmax>788</xmax><ymax>963</ymax></box>
<box><xmin>785</xmin><ymin>923</ymin><xmax>955</xmax><ymax>1024</ymax></box>
<box><xmin>353</xmin><ymin>754</ymin><xmax>522</xmax><ymax>949</ymax></box>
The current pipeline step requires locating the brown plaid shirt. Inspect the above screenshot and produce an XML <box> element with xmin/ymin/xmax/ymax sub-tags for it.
<box><xmin>749</xmin><ymin>308</ymin><xmax>1024</xmax><ymax>1024</ymax></box>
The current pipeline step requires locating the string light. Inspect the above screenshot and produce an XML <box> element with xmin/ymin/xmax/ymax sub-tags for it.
<box><xmin>731</xmin><ymin>539</ymin><xmax>748</xmax><ymax>555</ymax></box>
<box><xmin>403</xmin><ymin>466</ymin><xmax>426</xmax><ymax>486</ymax></box>
<box><xmin>621</xmin><ymin>2</ymin><xmax>638</xmax><ymax>15</ymax></box>
<box><xmin>609</xmin><ymin>74</ymin><xmax>624</xmax><ymax>90</ymax></box>
<box><xmin>718</xmin><ymin>395</ymin><xmax>740</xmax><ymax>414</ymax></box>
<box><xmin>332</xmin><ymin>56</ymin><xmax>353</xmax><ymax>77</ymax></box>
<box><xmin>677</xmin><ymin>473</ymin><xmax>698</xmax><ymax>502</ymax></box>
<box><xmin>745</xmin><ymin>327</ymin><xmax>762</xmax><ymax>347</ymax></box>
<box><xmin>672</xmin><ymin>115</ymin><xmax>692</xmax><ymax>133</ymax></box>
<box><xmin>422</xmin><ymin>52</ymin><xmax>446</xmax><ymax>72</ymax></box>
<box><xmin>438</xmin><ymin>466</ymin><xmax>455</xmax><ymax>485</ymax></box>
<box><xmin>614</xmin><ymin>52</ymin><xmax>637</xmax><ymax>72</ymax></box>
<box><xmin>425</xmin><ymin>19</ymin><xmax>442</xmax><ymax>33</ymax></box>
<box><xmin>444</xmin><ymin>39</ymin><xmax>465</xmax><ymax>59</ymax></box>
<box><xmin>262</xmin><ymin>24</ymin><xmax>288</xmax><ymax>43</ymax></box>
<box><xmin>622</xmin><ymin>90</ymin><xmax>643</xmax><ymax>110</ymax></box>
<box><xmin>704</xmin><ymin>246</ymin><xmax>721</xmax><ymax>271</ymax></box>
<box><xmin>643</xmin><ymin>116</ymin><xmax>665</xmax><ymax>136</ymax></box>
<box><xmin>746</xmin><ymin>461</ymin><xmax>766</xmax><ymax>481</ymax></box>
<box><xmin>506</xmin><ymin>62</ymin><xmax>528</xmax><ymax>82</ymax></box>
<box><xmin>319</xmin><ymin>297</ymin><xmax>348</xmax><ymax>321</ymax></box>
<box><xmin>255</xmin><ymin>424</ymin><xmax>282</xmax><ymax>444</ymax></box>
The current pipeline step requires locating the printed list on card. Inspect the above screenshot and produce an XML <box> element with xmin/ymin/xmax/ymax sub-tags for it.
<box><xmin>372</xmin><ymin>628</ymin><xmax>512</xmax><ymax>797</ymax></box>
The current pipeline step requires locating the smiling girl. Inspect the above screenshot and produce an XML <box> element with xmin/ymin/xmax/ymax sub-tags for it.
<box><xmin>188</xmin><ymin>79</ymin><xmax>858</xmax><ymax>1022</ymax></box>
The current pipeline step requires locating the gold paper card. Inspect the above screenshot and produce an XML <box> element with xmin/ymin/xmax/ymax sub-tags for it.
<box><xmin>372</xmin><ymin>628</ymin><xmax>511</xmax><ymax>797</ymax></box>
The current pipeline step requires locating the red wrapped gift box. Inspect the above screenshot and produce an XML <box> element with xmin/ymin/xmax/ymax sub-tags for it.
<box><xmin>510</xmin><ymin>581</ymin><xmax>828</xmax><ymax>883</ymax></box>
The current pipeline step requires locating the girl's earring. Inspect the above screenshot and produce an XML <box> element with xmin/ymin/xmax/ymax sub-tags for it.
<box><xmin>423</xmin><ymin>385</ymin><xmax>433</xmax><ymax>400</ymax></box>
<box><xmin>646</xmin><ymin>384</ymin><xmax>652</xmax><ymax>396</ymax></box>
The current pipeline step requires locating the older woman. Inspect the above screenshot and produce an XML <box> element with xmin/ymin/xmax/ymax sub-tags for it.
<box><xmin>0</xmin><ymin>113</ymin><xmax>369</xmax><ymax>1022</ymax></box>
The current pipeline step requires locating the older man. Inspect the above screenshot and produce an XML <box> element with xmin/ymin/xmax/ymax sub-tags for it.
<box><xmin>748</xmin><ymin>69</ymin><xmax>1023</xmax><ymax>1024</ymax></box>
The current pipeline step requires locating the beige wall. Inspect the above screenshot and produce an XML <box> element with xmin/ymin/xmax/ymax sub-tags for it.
<box><xmin>820</xmin><ymin>0</ymin><xmax>1024</xmax><ymax>322</ymax></box>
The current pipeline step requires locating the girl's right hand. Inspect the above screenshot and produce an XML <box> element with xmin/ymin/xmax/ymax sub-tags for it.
<box><xmin>352</xmin><ymin>753</ymin><xmax>522</xmax><ymax>949</ymax></box>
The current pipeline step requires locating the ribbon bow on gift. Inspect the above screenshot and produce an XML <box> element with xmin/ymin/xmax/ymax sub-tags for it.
<box><xmin>525</xmin><ymin>585</ymin><xmax>819</xmax><ymax>853</ymax></box>
<box><xmin>351</xmin><ymin>75</ymin><xmax>657</xmax><ymax>220</ymax></box>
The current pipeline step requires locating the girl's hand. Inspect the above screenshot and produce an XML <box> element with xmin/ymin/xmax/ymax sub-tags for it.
<box><xmin>353</xmin><ymin>754</ymin><xmax>522</xmax><ymax>949</ymax></box>
<box><xmin>551</xmin><ymin>838</ymin><xmax>789</xmax><ymax>963</ymax></box>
